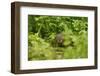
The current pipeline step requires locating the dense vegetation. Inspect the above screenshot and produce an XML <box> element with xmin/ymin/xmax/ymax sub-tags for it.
<box><xmin>28</xmin><ymin>15</ymin><xmax>88</xmax><ymax>61</ymax></box>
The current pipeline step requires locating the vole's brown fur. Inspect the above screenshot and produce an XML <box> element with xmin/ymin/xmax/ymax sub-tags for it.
<box><xmin>55</xmin><ymin>33</ymin><xmax>64</xmax><ymax>47</ymax></box>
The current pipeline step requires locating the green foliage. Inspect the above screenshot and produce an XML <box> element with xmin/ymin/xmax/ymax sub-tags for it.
<box><xmin>28</xmin><ymin>15</ymin><xmax>88</xmax><ymax>61</ymax></box>
<box><xmin>28</xmin><ymin>33</ymin><xmax>55</xmax><ymax>60</ymax></box>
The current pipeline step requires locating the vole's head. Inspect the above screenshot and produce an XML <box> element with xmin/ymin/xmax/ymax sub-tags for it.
<box><xmin>55</xmin><ymin>33</ymin><xmax>64</xmax><ymax>44</ymax></box>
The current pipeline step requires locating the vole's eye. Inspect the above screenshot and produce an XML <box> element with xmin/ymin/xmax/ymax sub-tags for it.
<box><xmin>58</xmin><ymin>40</ymin><xmax>62</xmax><ymax>43</ymax></box>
